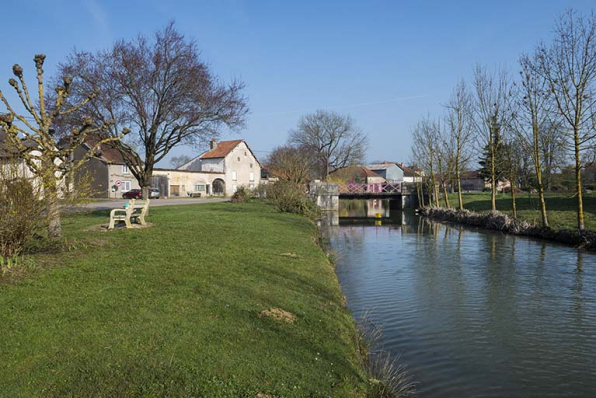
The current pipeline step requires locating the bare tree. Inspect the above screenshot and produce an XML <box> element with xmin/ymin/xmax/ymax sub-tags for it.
<box><xmin>58</xmin><ymin>22</ymin><xmax>248</xmax><ymax>199</ymax></box>
<box><xmin>435</xmin><ymin>120</ymin><xmax>455</xmax><ymax>208</ymax></box>
<box><xmin>501</xmin><ymin>134</ymin><xmax>525</xmax><ymax>218</ymax></box>
<box><xmin>444</xmin><ymin>79</ymin><xmax>475</xmax><ymax>210</ymax></box>
<box><xmin>170</xmin><ymin>155</ymin><xmax>192</xmax><ymax>169</ymax></box>
<box><xmin>0</xmin><ymin>55</ymin><xmax>126</xmax><ymax>239</ymax></box>
<box><xmin>541</xmin><ymin>123</ymin><xmax>567</xmax><ymax>190</ymax></box>
<box><xmin>536</xmin><ymin>10</ymin><xmax>596</xmax><ymax>231</ymax></box>
<box><xmin>472</xmin><ymin>64</ymin><xmax>513</xmax><ymax>211</ymax></box>
<box><xmin>288</xmin><ymin>110</ymin><xmax>367</xmax><ymax>179</ymax></box>
<box><xmin>266</xmin><ymin>144</ymin><xmax>315</xmax><ymax>184</ymax></box>
<box><xmin>411</xmin><ymin>117</ymin><xmax>440</xmax><ymax>207</ymax></box>
<box><xmin>512</xmin><ymin>52</ymin><xmax>560</xmax><ymax>227</ymax></box>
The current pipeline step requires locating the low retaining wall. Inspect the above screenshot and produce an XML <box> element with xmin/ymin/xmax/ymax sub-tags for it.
<box><xmin>419</xmin><ymin>207</ymin><xmax>596</xmax><ymax>251</ymax></box>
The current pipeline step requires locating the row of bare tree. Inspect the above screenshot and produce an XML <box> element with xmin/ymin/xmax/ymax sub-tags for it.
<box><xmin>411</xmin><ymin>9</ymin><xmax>596</xmax><ymax>231</ymax></box>
<box><xmin>0</xmin><ymin>23</ymin><xmax>248</xmax><ymax>239</ymax></box>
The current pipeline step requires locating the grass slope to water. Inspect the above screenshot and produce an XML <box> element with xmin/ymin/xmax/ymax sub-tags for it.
<box><xmin>0</xmin><ymin>202</ymin><xmax>367</xmax><ymax>397</ymax></box>
<box><xmin>446</xmin><ymin>192</ymin><xmax>596</xmax><ymax>230</ymax></box>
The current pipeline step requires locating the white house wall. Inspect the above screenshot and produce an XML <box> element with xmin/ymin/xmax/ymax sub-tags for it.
<box><xmin>108</xmin><ymin>164</ymin><xmax>141</xmax><ymax>198</ymax></box>
<box><xmin>222</xmin><ymin>141</ymin><xmax>261</xmax><ymax>195</ymax></box>
<box><xmin>153</xmin><ymin>169</ymin><xmax>225</xmax><ymax>197</ymax></box>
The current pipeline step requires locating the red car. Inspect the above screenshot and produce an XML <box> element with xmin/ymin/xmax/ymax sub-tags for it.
<box><xmin>122</xmin><ymin>189</ymin><xmax>142</xmax><ymax>199</ymax></box>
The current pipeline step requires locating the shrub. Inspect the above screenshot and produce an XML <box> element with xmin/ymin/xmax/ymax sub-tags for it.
<box><xmin>0</xmin><ymin>160</ymin><xmax>45</xmax><ymax>269</ymax></box>
<box><xmin>231</xmin><ymin>186</ymin><xmax>249</xmax><ymax>203</ymax></box>
<box><xmin>266</xmin><ymin>180</ymin><xmax>319</xmax><ymax>219</ymax></box>
<box><xmin>250</xmin><ymin>183</ymin><xmax>268</xmax><ymax>198</ymax></box>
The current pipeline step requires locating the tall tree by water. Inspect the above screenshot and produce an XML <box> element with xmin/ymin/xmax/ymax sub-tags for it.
<box><xmin>288</xmin><ymin>110</ymin><xmax>367</xmax><ymax>180</ymax></box>
<box><xmin>411</xmin><ymin>117</ymin><xmax>441</xmax><ymax>207</ymax></box>
<box><xmin>536</xmin><ymin>10</ymin><xmax>596</xmax><ymax>231</ymax></box>
<box><xmin>472</xmin><ymin>64</ymin><xmax>513</xmax><ymax>211</ymax></box>
<box><xmin>444</xmin><ymin>79</ymin><xmax>475</xmax><ymax>210</ymax></box>
<box><xmin>512</xmin><ymin>52</ymin><xmax>560</xmax><ymax>227</ymax></box>
<box><xmin>0</xmin><ymin>55</ymin><xmax>127</xmax><ymax>239</ymax></box>
<box><xmin>58</xmin><ymin>22</ymin><xmax>249</xmax><ymax>199</ymax></box>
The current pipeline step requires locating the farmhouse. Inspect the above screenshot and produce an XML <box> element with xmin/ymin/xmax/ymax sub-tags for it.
<box><xmin>176</xmin><ymin>139</ymin><xmax>261</xmax><ymax>196</ymax></box>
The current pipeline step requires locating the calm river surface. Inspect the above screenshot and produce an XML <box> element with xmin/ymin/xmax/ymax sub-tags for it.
<box><xmin>324</xmin><ymin>199</ymin><xmax>596</xmax><ymax>398</ymax></box>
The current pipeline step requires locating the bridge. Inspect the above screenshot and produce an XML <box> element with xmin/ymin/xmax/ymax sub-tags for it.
<box><xmin>309</xmin><ymin>182</ymin><xmax>420</xmax><ymax>211</ymax></box>
<box><xmin>338</xmin><ymin>182</ymin><xmax>403</xmax><ymax>199</ymax></box>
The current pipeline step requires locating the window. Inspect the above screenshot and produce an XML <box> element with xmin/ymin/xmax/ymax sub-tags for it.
<box><xmin>121</xmin><ymin>180</ymin><xmax>132</xmax><ymax>192</ymax></box>
<box><xmin>195</xmin><ymin>184</ymin><xmax>206</xmax><ymax>191</ymax></box>
<box><xmin>250</xmin><ymin>163</ymin><xmax>253</xmax><ymax>168</ymax></box>
<box><xmin>249</xmin><ymin>172</ymin><xmax>254</xmax><ymax>182</ymax></box>
<box><xmin>232</xmin><ymin>184</ymin><xmax>237</xmax><ymax>192</ymax></box>
<box><xmin>232</xmin><ymin>171</ymin><xmax>237</xmax><ymax>181</ymax></box>
<box><xmin>244</xmin><ymin>151</ymin><xmax>247</xmax><ymax>156</ymax></box>
<box><xmin>122</xmin><ymin>165</ymin><xmax>130</xmax><ymax>174</ymax></box>
<box><xmin>237</xmin><ymin>156</ymin><xmax>241</xmax><ymax>162</ymax></box>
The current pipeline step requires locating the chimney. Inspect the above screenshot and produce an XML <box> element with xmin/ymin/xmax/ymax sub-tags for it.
<box><xmin>210</xmin><ymin>138</ymin><xmax>218</xmax><ymax>151</ymax></box>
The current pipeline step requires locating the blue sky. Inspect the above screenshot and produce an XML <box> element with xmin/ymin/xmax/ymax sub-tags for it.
<box><xmin>1</xmin><ymin>0</ymin><xmax>594</xmax><ymax>166</ymax></box>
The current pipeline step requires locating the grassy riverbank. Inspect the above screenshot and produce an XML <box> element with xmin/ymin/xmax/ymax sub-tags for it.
<box><xmin>445</xmin><ymin>192</ymin><xmax>596</xmax><ymax>230</ymax></box>
<box><xmin>0</xmin><ymin>202</ymin><xmax>368</xmax><ymax>397</ymax></box>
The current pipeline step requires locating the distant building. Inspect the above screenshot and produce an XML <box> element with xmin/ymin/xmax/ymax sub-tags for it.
<box><xmin>367</xmin><ymin>162</ymin><xmax>423</xmax><ymax>184</ymax></box>
<box><xmin>73</xmin><ymin>137</ymin><xmax>262</xmax><ymax>198</ymax></box>
<box><xmin>1</xmin><ymin>129</ymin><xmax>67</xmax><ymax>195</ymax></box>
<box><xmin>367</xmin><ymin>162</ymin><xmax>404</xmax><ymax>183</ymax></box>
<box><xmin>460</xmin><ymin>170</ymin><xmax>510</xmax><ymax>192</ymax></box>
<box><xmin>329</xmin><ymin>165</ymin><xmax>386</xmax><ymax>184</ymax></box>
<box><xmin>71</xmin><ymin>136</ymin><xmax>141</xmax><ymax>199</ymax></box>
<box><xmin>397</xmin><ymin>163</ymin><xmax>424</xmax><ymax>183</ymax></box>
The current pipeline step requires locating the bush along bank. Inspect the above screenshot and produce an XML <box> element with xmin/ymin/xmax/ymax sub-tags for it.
<box><xmin>419</xmin><ymin>207</ymin><xmax>596</xmax><ymax>251</ymax></box>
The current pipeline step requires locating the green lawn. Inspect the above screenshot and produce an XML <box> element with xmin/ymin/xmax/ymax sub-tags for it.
<box><xmin>445</xmin><ymin>192</ymin><xmax>596</xmax><ymax>230</ymax></box>
<box><xmin>0</xmin><ymin>202</ymin><xmax>367</xmax><ymax>397</ymax></box>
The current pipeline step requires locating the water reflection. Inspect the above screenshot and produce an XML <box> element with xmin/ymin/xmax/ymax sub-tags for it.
<box><xmin>329</xmin><ymin>200</ymin><xmax>596</xmax><ymax>398</ymax></box>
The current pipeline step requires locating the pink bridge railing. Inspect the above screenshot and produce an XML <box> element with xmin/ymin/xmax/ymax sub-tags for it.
<box><xmin>338</xmin><ymin>182</ymin><xmax>402</xmax><ymax>195</ymax></box>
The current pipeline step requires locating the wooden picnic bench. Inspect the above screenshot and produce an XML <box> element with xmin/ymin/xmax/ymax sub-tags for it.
<box><xmin>108</xmin><ymin>199</ymin><xmax>150</xmax><ymax>230</ymax></box>
<box><xmin>189</xmin><ymin>192</ymin><xmax>202</xmax><ymax>198</ymax></box>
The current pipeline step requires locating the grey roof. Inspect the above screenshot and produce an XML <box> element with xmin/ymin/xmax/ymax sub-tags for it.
<box><xmin>367</xmin><ymin>163</ymin><xmax>398</xmax><ymax>170</ymax></box>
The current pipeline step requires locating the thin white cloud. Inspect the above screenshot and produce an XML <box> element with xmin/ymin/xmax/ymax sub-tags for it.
<box><xmin>253</xmin><ymin>94</ymin><xmax>429</xmax><ymax>116</ymax></box>
<box><xmin>84</xmin><ymin>0</ymin><xmax>110</xmax><ymax>35</ymax></box>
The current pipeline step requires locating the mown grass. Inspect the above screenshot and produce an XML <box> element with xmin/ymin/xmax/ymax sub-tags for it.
<box><xmin>445</xmin><ymin>192</ymin><xmax>596</xmax><ymax>230</ymax></box>
<box><xmin>0</xmin><ymin>202</ymin><xmax>368</xmax><ymax>397</ymax></box>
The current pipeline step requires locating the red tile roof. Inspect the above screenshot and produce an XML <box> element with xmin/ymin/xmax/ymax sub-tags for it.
<box><xmin>199</xmin><ymin>139</ymin><xmax>243</xmax><ymax>159</ymax></box>
<box><xmin>330</xmin><ymin>165</ymin><xmax>383</xmax><ymax>180</ymax></box>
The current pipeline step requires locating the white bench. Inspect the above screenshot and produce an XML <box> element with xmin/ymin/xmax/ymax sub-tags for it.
<box><xmin>108</xmin><ymin>199</ymin><xmax>150</xmax><ymax>230</ymax></box>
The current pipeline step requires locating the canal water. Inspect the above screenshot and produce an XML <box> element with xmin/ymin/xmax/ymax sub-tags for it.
<box><xmin>323</xmin><ymin>199</ymin><xmax>596</xmax><ymax>398</ymax></box>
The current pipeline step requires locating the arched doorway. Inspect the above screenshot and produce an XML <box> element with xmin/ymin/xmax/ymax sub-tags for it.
<box><xmin>212</xmin><ymin>178</ymin><xmax>225</xmax><ymax>195</ymax></box>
